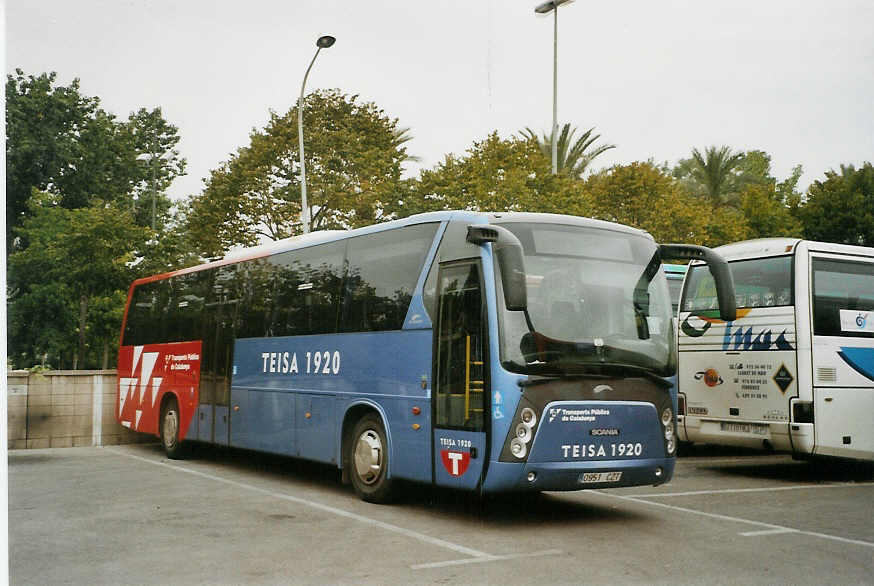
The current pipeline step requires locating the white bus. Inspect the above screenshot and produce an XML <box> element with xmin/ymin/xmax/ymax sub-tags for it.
<box><xmin>677</xmin><ymin>238</ymin><xmax>874</xmax><ymax>461</ymax></box>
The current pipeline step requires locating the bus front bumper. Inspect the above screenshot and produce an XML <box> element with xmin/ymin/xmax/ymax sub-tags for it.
<box><xmin>483</xmin><ymin>457</ymin><xmax>675</xmax><ymax>493</ymax></box>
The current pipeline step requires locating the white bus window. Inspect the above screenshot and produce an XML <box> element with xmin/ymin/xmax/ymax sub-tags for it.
<box><xmin>812</xmin><ymin>258</ymin><xmax>874</xmax><ymax>337</ymax></box>
<box><xmin>683</xmin><ymin>256</ymin><xmax>793</xmax><ymax>312</ymax></box>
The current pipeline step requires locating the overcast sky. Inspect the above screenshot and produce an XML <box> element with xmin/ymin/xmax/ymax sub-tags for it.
<box><xmin>7</xmin><ymin>0</ymin><xmax>874</xmax><ymax>200</ymax></box>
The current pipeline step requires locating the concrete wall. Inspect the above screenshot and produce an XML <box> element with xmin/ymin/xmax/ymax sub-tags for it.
<box><xmin>7</xmin><ymin>370</ymin><xmax>151</xmax><ymax>449</ymax></box>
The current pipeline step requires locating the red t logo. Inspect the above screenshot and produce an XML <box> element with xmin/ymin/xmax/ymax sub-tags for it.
<box><xmin>440</xmin><ymin>450</ymin><xmax>470</xmax><ymax>476</ymax></box>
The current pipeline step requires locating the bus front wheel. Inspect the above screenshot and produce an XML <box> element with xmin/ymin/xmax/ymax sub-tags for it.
<box><xmin>160</xmin><ymin>397</ymin><xmax>187</xmax><ymax>460</ymax></box>
<box><xmin>349</xmin><ymin>413</ymin><xmax>394</xmax><ymax>503</ymax></box>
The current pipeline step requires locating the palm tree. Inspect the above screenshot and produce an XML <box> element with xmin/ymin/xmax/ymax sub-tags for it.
<box><xmin>392</xmin><ymin>126</ymin><xmax>421</xmax><ymax>163</ymax></box>
<box><xmin>689</xmin><ymin>145</ymin><xmax>745</xmax><ymax>205</ymax></box>
<box><xmin>520</xmin><ymin>123</ymin><xmax>616</xmax><ymax>179</ymax></box>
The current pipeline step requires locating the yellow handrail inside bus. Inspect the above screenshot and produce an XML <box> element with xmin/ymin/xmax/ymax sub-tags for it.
<box><xmin>465</xmin><ymin>335</ymin><xmax>485</xmax><ymax>420</ymax></box>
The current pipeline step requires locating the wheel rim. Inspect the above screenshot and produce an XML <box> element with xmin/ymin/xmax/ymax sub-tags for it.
<box><xmin>163</xmin><ymin>408</ymin><xmax>179</xmax><ymax>449</ymax></box>
<box><xmin>353</xmin><ymin>429</ymin><xmax>383</xmax><ymax>485</ymax></box>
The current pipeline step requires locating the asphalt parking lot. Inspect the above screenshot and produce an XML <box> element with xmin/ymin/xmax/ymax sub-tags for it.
<box><xmin>9</xmin><ymin>443</ymin><xmax>874</xmax><ymax>585</ymax></box>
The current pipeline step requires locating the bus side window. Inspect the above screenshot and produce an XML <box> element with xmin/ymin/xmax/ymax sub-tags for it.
<box><xmin>340</xmin><ymin>223</ymin><xmax>438</xmax><ymax>333</ymax></box>
<box><xmin>271</xmin><ymin>242</ymin><xmax>345</xmax><ymax>337</ymax></box>
<box><xmin>812</xmin><ymin>258</ymin><xmax>874</xmax><ymax>337</ymax></box>
<box><xmin>236</xmin><ymin>259</ymin><xmax>276</xmax><ymax>339</ymax></box>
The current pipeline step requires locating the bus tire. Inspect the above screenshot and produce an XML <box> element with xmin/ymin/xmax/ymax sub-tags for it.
<box><xmin>160</xmin><ymin>396</ymin><xmax>188</xmax><ymax>460</ymax></box>
<box><xmin>349</xmin><ymin>413</ymin><xmax>394</xmax><ymax>503</ymax></box>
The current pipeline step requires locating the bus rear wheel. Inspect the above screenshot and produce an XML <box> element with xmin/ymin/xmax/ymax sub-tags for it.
<box><xmin>160</xmin><ymin>397</ymin><xmax>188</xmax><ymax>460</ymax></box>
<box><xmin>349</xmin><ymin>413</ymin><xmax>394</xmax><ymax>503</ymax></box>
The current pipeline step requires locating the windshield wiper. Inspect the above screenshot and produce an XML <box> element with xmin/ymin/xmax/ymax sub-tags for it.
<box><xmin>501</xmin><ymin>360</ymin><xmax>564</xmax><ymax>378</ymax></box>
<box><xmin>514</xmin><ymin>361</ymin><xmax>672</xmax><ymax>388</ymax></box>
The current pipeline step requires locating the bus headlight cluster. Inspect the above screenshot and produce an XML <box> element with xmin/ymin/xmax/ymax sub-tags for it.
<box><xmin>520</xmin><ymin>407</ymin><xmax>537</xmax><ymax>427</ymax></box>
<box><xmin>662</xmin><ymin>407</ymin><xmax>676</xmax><ymax>455</ymax></box>
<box><xmin>510</xmin><ymin>407</ymin><xmax>539</xmax><ymax>459</ymax></box>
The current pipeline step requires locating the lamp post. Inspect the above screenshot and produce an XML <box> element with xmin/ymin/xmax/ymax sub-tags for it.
<box><xmin>136</xmin><ymin>151</ymin><xmax>172</xmax><ymax>231</ymax></box>
<box><xmin>534</xmin><ymin>0</ymin><xmax>574</xmax><ymax>175</ymax></box>
<box><xmin>298</xmin><ymin>34</ymin><xmax>336</xmax><ymax>234</ymax></box>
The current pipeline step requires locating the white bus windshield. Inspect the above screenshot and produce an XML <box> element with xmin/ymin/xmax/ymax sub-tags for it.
<box><xmin>683</xmin><ymin>256</ymin><xmax>793</xmax><ymax>313</ymax></box>
<box><xmin>497</xmin><ymin>223</ymin><xmax>675</xmax><ymax>377</ymax></box>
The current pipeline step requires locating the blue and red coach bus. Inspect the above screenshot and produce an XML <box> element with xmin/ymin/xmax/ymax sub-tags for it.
<box><xmin>117</xmin><ymin>211</ymin><xmax>735</xmax><ymax>502</ymax></box>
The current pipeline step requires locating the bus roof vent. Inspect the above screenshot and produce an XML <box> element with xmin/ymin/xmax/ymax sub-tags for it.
<box><xmin>816</xmin><ymin>367</ymin><xmax>837</xmax><ymax>383</ymax></box>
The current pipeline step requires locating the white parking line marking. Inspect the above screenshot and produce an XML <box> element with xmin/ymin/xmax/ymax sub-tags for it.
<box><xmin>740</xmin><ymin>528</ymin><xmax>798</xmax><ymax>537</ymax></box>
<box><xmin>411</xmin><ymin>549</ymin><xmax>563</xmax><ymax>570</ymax></box>
<box><xmin>108</xmin><ymin>447</ymin><xmax>564</xmax><ymax>568</ymax></box>
<box><xmin>590</xmin><ymin>491</ymin><xmax>874</xmax><ymax>549</ymax></box>
<box><xmin>621</xmin><ymin>482</ymin><xmax>874</xmax><ymax>498</ymax></box>
<box><xmin>108</xmin><ymin>448</ymin><xmax>489</xmax><ymax>559</ymax></box>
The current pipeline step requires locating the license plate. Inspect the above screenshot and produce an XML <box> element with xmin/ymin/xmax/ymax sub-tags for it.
<box><xmin>720</xmin><ymin>422</ymin><xmax>769</xmax><ymax>435</ymax></box>
<box><xmin>579</xmin><ymin>471</ymin><xmax>622</xmax><ymax>484</ymax></box>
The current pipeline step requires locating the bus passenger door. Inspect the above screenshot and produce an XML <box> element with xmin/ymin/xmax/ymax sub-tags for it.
<box><xmin>432</xmin><ymin>261</ymin><xmax>488</xmax><ymax>490</ymax></box>
<box><xmin>810</xmin><ymin>254</ymin><xmax>874</xmax><ymax>459</ymax></box>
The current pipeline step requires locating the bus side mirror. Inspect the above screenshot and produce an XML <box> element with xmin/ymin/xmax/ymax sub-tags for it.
<box><xmin>659</xmin><ymin>243</ymin><xmax>737</xmax><ymax>322</ymax></box>
<box><xmin>467</xmin><ymin>225</ymin><xmax>528</xmax><ymax>311</ymax></box>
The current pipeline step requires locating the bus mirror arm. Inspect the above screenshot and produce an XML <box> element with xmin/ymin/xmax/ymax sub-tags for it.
<box><xmin>659</xmin><ymin>243</ymin><xmax>737</xmax><ymax>322</ymax></box>
<box><xmin>467</xmin><ymin>225</ymin><xmax>529</xmax><ymax>317</ymax></box>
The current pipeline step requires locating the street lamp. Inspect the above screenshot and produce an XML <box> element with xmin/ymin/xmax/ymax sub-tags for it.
<box><xmin>534</xmin><ymin>0</ymin><xmax>574</xmax><ymax>175</ymax></box>
<box><xmin>298</xmin><ymin>34</ymin><xmax>336</xmax><ymax>234</ymax></box>
<box><xmin>136</xmin><ymin>150</ymin><xmax>173</xmax><ymax>231</ymax></box>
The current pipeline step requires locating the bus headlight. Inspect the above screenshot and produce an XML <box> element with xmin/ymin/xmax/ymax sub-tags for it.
<box><xmin>515</xmin><ymin>423</ymin><xmax>532</xmax><ymax>443</ymax></box>
<box><xmin>662</xmin><ymin>407</ymin><xmax>676</xmax><ymax>454</ymax></box>
<box><xmin>510</xmin><ymin>438</ymin><xmax>527</xmax><ymax>459</ymax></box>
<box><xmin>520</xmin><ymin>407</ymin><xmax>537</xmax><ymax>427</ymax></box>
<box><xmin>661</xmin><ymin>407</ymin><xmax>672</xmax><ymax>426</ymax></box>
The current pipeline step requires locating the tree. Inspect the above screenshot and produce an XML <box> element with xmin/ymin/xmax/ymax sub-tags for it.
<box><xmin>6</xmin><ymin>70</ymin><xmax>97</xmax><ymax>247</ymax></box>
<box><xmin>583</xmin><ymin>161</ymin><xmax>749</xmax><ymax>246</ymax></box>
<box><xmin>675</xmin><ymin>145</ymin><xmax>746</xmax><ymax>206</ymax></box>
<box><xmin>127</xmin><ymin>107</ymin><xmax>187</xmax><ymax>230</ymax></box>
<box><xmin>737</xmin><ymin>183</ymin><xmax>803</xmax><ymax>239</ymax></box>
<box><xmin>520</xmin><ymin>123</ymin><xmax>615</xmax><ymax>179</ymax></box>
<box><xmin>187</xmin><ymin>90</ymin><xmax>413</xmax><ymax>256</ymax></box>
<box><xmin>798</xmin><ymin>163</ymin><xmax>874</xmax><ymax>245</ymax></box>
<box><xmin>8</xmin><ymin>194</ymin><xmax>149</xmax><ymax>369</ymax></box>
<box><xmin>397</xmin><ymin>132</ymin><xmax>585</xmax><ymax>217</ymax></box>
<box><xmin>5</xmin><ymin>70</ymin><xmax>186</xmax><ymax>246</ymax></box>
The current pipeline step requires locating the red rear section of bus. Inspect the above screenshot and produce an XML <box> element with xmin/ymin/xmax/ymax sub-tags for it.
<box><xmin>116</xmin><ymin>341</ymin><xmax>202</xmax><ymax>440</ymax></box>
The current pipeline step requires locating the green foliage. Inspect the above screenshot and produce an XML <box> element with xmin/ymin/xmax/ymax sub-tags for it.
<box><xmin>582</xmin><ymin>161</ymin><xmax>749</xmax><ymax>247</ymax></box>
<box><xmin>734</xmin><ymin>150</ymin><xmax>775</xmax><ymax>191</ymax></box>
<box><xmin>5</xmin><ymin>69</ymin><xmax>185</xmax><ymax>246</ymax></box>
<box><xmin>519</xmin><ymin>123</ymin><xmax>615</xmax><ymax>179</ymax></box>
<box><xmin>738</xmin><ymin>183</ymin><xmax>803</xmax><ymax>239</ymax></box>
<box><xmin>672</xmin><ymin>147</ymin><xmax>805</xmax><ymax>242</ymax></box>
<box><xmin>398</xmin><ymin>132</ymin><xmax>585</xmax><ymax>217</ymax></box>
<box><xmin>127</xmin><ymin>107</ymin><xmax>187</xmax><ymax>230</ymax></box>
<box><xmin>674</xmin><ymin>145</ymin><xmax>746</xmax><ymax>206</ymax></box>
<box><xmin>703</xmin><ymin>205</ymin><xmax>753</xmax><ymax>248</ymax></box>
<box><xmin>584</xmin><ymin>162</ymin><xmax>709</xmax><ymax>244</ymax></box>
<box><xmin>8</xmin><ymin>194</ymin><xmax>149</xmax><ymax>369</ymax></box>
<box><xmin>6</xmin><ymin>70</ymin><xmax>96</xmax><ymax>246</ymax></box>
<box><xmin>186</xmin><ymin>89</ymin><xmax>411</xmax><ymax>256</ymax></box>
<box><xmin>798</xmin><ymin>163</ymin><xmax>874</xmax><ymax>245</ymax></box>
<box><xmin>136</xmin><ymin>200</ymin><xmax>204</xmax><ymax>276</ymax></box>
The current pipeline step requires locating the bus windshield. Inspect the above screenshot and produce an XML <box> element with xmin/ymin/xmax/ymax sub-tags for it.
<box><xmin>497</xmin><ymin>223</ymin><xmax>675</xmax><ymax>377</ymax></box>
<box><xmin>683</xmin><ymin>255</ymin><xmax>793</xmax><ymax>312</ymax></box>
